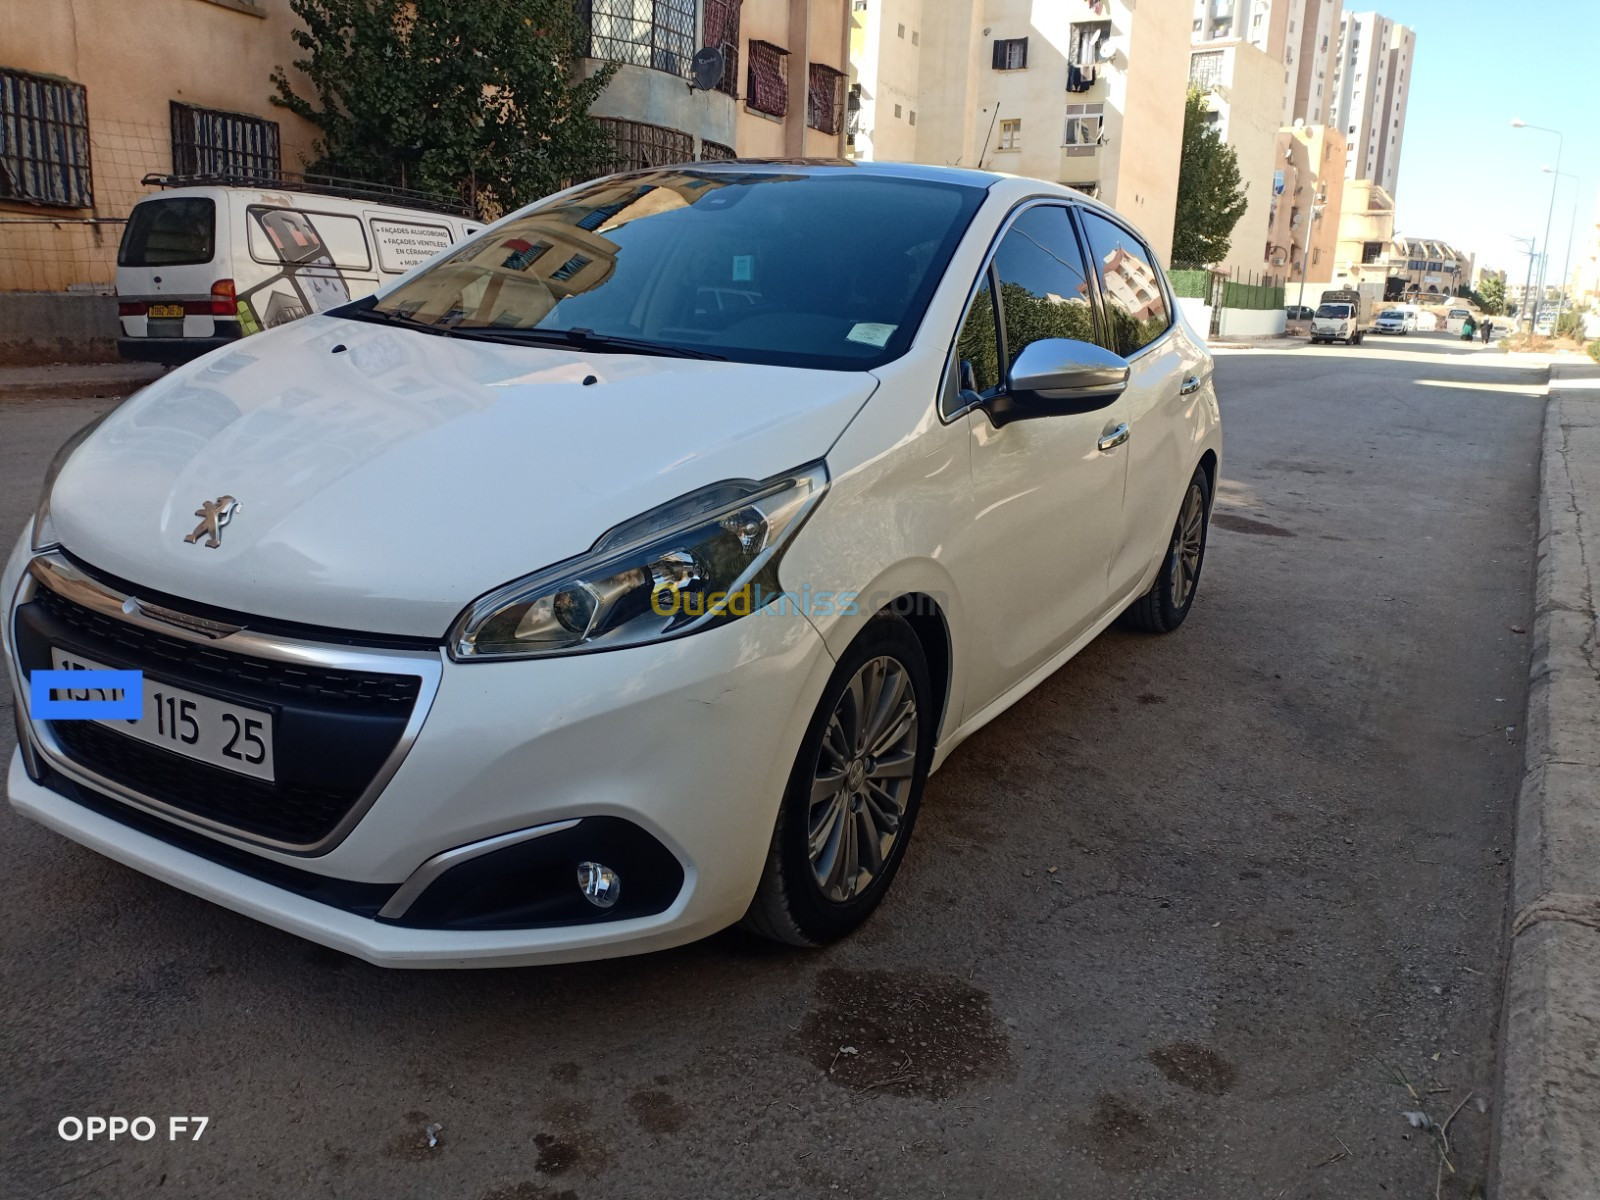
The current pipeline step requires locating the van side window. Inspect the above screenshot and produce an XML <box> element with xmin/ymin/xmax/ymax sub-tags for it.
<box><xmin>247</xmin><ymin>207</ymin><xmax>372</xmax><ymax>272</ymax></box>
<box><xmin>1077</xmin><ymin>211</ymin><xmax>1171</xmax><ymax>356</ymax></box>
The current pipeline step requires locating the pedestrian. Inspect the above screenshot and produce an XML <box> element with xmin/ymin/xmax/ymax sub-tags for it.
<box><xmin>1461</xmin><ymin>314</ymin><xmax>1477</xmax><ymax>341</ymax></box>
<box><xmin>1481</xmin><ymin>319</ymin><xmax>1493</xmax><ymax>344</ymax></box>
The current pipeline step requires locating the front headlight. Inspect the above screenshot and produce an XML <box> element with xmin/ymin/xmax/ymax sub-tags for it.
<box><xmin>32</xmin><ymin>412</ymin><xmax>112</xmax><ymax>552</ymax></box>
<box><xmin>449</xmin><ymin>461</ymin><xmax>829</xmax><ymax>661</ymax></box>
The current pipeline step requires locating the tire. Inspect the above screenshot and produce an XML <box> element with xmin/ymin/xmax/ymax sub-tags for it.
<box><xmin>740</xmin><ymin>611</ymin><xmax>935</xmax><ymax>946</ymax></box>
<box><xmin>1119</xmin><ymin>465</ymin><xmax>1212</xmax><ymax>635</ymax></box>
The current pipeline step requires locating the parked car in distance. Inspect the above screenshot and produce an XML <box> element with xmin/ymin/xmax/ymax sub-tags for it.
<box><xmin>1285</xmin><ymin>304</ymin><xmax>1314</xmax><ymax>320</ymax></box>
<box><xmin>1310</xmin><ymin>284</ymin><xmax>1381</xmax><ymax>344</ymax></box>
<box><xmin>1374</xmin><ymin>308</ymin><xmax>1413</xmax><ymax>335</ymax></box>
<box><xmin>8</xmin><ymin>161</ymin><xmax>1222</xmax><ymax>968</ymax></box>
<box><xmin>116</xmin><ymin>177</ymin><xmax>481</xmax><ymax>364</ymax></box>
<box><xmin>1443</xmin><ymin>306</ymin><xmax>1481</xmax><ymax>336</ymax></box>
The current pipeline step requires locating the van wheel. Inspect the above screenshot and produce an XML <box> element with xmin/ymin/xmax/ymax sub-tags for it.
<box><xmin>740</xmin><ymin>612</ymin><xmax>934</xmax><ymax>946</ymax></box>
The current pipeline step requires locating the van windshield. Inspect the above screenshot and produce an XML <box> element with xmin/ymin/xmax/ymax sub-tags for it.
<box><xmin>354</xmin><ymin>169</ymin><xmax>986</xmax><ymax>371</ymax></box>
<box><xmin>1316</xmin><ymin>303</ymin><xmax>1352</xmax><ymax>318</ymax></box>
<box><xmin>118</xmin><ymin>198</ymin><xmax>216</xmax><ymax>267</ymax></box>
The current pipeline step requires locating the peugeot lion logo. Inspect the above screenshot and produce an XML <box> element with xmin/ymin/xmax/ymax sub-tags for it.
<box><xmin>183</xmin><ymin>496</ymin><xmax>240</xmax><ymax>549</ymax></box>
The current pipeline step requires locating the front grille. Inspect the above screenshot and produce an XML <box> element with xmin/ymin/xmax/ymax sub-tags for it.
<box><xmin>14</xmin><ymin>581</ymin><xmax>425</xmax><ymax>850</ymax></box>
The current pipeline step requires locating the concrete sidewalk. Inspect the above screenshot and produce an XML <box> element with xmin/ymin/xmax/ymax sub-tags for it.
<box><xmin>1495</xmin><ymin>359</ymin><xmax>1600</xmax><ymax>1199</ymax></box>
<box><xmin>0</xmin><ymin>361</ymin><xmax>164</xmax><ymax>402</ymax></box>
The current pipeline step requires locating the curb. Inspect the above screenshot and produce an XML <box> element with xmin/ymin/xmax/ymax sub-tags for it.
<box><xmin>1493</xmin><ymin>361</ymin><xmax>1600</xmax><ymax>1199</ymax></box>
<box><xmin>0</xmin><ymin>364</ymin><xmax>164</xmax><ymax>403</ymax></box>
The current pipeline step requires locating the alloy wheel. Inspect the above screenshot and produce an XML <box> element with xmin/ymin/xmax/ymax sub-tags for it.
<box><xmin>807</xmin><ymin>656</ymin><xmax>919</xmax><ymax>903</ymax></box>
<box><xmin>1169</xmin><ymin>481</ymin><xmax>1206</xmax><ymax>609</ymax></box>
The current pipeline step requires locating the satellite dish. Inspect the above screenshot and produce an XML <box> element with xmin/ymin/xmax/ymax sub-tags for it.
<box><xmin>1095</xmin><ymin>37</ymin><xmax>1115</xmax><ymax>62</ymax></box>
<box><xmin>691</xmin><ymin>47</ymin><xmax>725</xmax><ymax>91</ymax></box>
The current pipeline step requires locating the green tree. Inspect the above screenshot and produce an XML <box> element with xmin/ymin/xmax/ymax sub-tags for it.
<box><xmin>272</xmin><ymin>0</ymin><xmax>617</xmax><ymax>218</ymax></box>
<box><xmin>1478</xmin><ymin>275</ymin><xmax>1506</xmax><ymax>316</ymax></box>
<box><xmin>1171</xmin><ymin>88</ymin><xmax>1249</xmax><ymax>268</ymax></box>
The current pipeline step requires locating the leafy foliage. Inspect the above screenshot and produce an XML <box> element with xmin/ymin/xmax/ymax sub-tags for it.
<box><xmin>1476</xmin><ymin>276</ymin><xmax>1505</xmax><ymax>315</ymax></box>
<box><xmin>1171</xmin><ymin>88</ymin><xmax>1249</xmax><ymax>268</ymax></box>
<box><xmin>272</xmin><ymin>0</ymin><xmax>618</xmax><ymax>218</ymax></box>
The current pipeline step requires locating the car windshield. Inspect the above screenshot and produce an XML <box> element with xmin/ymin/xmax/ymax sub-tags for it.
<box><xmin>354</xmin><ymin>169</ymin><xmax>986</xmax><ymax>371</ymax></box>
<box><xmin>1316</xmin><ymin>304</ymin><xmax>1351</xmax><ymax>318</ymax></box>
<box><xmin>1380</xmin><ymin>311</ymin><xmax>1402</xmax><ymax>318</ymax></box>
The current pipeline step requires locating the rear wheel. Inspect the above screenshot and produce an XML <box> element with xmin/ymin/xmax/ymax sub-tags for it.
<box><xmin>740</xmin><ymin>612</ymin><xmax>935</xmax><ymax>945</ymax></box>
<box><xmin>1120</xmin><ymin>465</ymin><xmax>1211</xmax><ymax>634</ymax></box>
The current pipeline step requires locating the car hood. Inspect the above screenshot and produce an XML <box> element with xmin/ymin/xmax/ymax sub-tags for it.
<box><xmin>48</xmin><ymin>316</ymin><xmax>878</xmax><ymax>638</ymax></box>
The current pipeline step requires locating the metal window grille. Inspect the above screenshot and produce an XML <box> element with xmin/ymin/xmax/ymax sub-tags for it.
<box><xmin>807</xmin><ymin>64</ymin><xmax>844</xmax><ymax>134</ymax></box>
<box><xmin>1189</xmin><ymin>51</ymin><xmax>1224</xmax><ymax>89</ymax></box>
<box><xmin>0</xmin><ymin>67</ymin><xmax>92</xmax><ymax>208</ymax></box>
<box><xmin>747</xmin><ymin>41</ymin><xmax>789</xmax><ymax>117</ymax></box>
<box><xmin>170</xmin><ymin>102</ymin><xmax>280</xmax><ymax>180</ymax></box>
<box><xmin>580</xmin><ymin>0</ymin><xmax>697</xmax><ymax>78</ymax></box>
<box><xmin>703</xmin><ymin>0</ymin><xmax>742</xmax><ymax>97</ymax></box>
<box><xmin>552</xmin><ymin>254</ymin><xmax>592</xmax><ymax>282</ymax></box>
<box><xmin>595</xmin><ymin>117</ymin><xmax>693</xmax><ymax>174</ymax></box>
<box><xmin>991</xmin><ymin>38</ymin><xmax>1028</xmax><ymax>70</ymax></box>
<box><xmin>698</xmin><ymin>138</ymin><xmax>736</xmax><ymax>161</ymax></box>
<box><xmin>1063</xmin><ymin>102</ymin><xmax>1103</xmax><ymax>156</ymax></box>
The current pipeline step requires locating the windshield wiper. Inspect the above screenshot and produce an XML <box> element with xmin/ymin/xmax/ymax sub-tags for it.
<box><xmin>452</xmin><ymin>326</ymin><xmax>727</xmax><ymax>361</ymax></box>
<box><xmin>332</xmin><ymin>298</ymin><xmax>454</xmax><ymax>337</ymax></box>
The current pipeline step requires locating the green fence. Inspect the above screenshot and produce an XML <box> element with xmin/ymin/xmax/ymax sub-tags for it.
<box><xmin>1220</xmin><ymin>279</ymin><xmax>1285</xmax><ymax>311</ymax></box>
<box><xmin>1168</xmin><ymin>269</ymin><xmax>1213</xmax><ymax>301</ymax></box>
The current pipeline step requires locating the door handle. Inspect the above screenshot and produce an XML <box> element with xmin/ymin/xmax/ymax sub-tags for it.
<box><xmin>1180</xmin><ymin>375</ymin><xmax>1202</xmax><ymax>395</ymax></box>
<box><xmin>1097</xmin><ymin>423</ymin><xmax>1130</xmax><ymax>452</ymax></box>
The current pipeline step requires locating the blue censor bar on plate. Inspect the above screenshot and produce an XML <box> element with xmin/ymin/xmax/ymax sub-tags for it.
<box><xmin>30</xmin><ymin>670</ymin><xmax>144</xmax><ymax>721</ymax></box>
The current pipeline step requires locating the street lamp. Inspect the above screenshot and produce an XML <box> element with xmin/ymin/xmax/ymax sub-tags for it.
<box><xmin>1543</xmin><ymin>165</ymin><xmax>1580</xmax><ymax>334</ymax></box>
<box><xmin>1511</xmin><ymin>118</ymin><xmax>1564</xmax><ymax>329</ymax></box>
<box><xmin>1510</xmin><ymin>234</ymin><xmax>1537</xmax><ymax>324</ymax></box>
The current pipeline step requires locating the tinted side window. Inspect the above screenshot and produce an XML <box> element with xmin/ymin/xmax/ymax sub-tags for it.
<box><xmin>1078</xmin><ymin>212</ymin><xmax>1171</xmax><ymax>356</ymax></box>
<box><xmin>953</xmin><ymin>273</ymin><xmax>1001</xmax><ymax>400</ymax></box>
<box><xmin>991</xmin><ymin>205</ymin><xmax>1096</xmax><ymax>367</ymax></box>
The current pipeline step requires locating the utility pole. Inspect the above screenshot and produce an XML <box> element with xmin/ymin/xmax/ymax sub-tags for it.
<box><xmin>1512</xmin><ymin>235</ymin><xmax>1537</xmax><ymax>325</ymax></box>
<box><xmin>1296</xmin><ymin>190</ymin><xmax>1325</xmax><ymax>311</ymax></box>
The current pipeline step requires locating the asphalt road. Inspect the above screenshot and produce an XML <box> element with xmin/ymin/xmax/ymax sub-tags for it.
<box><xmin>0</xmin><ymin>335</ymin><xmax>1544</xmax><ymax>1199</ymax></box>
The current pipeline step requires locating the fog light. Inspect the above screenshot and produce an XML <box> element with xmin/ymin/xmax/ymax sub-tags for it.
<box><xmin>577</xmin><ymin>861</ymin><xmax>622</xmax><ymax>909</ymax></box>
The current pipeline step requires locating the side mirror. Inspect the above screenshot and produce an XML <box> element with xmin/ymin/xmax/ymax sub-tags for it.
<box><xmin>989</xmin><ymin>338</ymin><xmax>1130</xmax><ymax>426</ymax></box>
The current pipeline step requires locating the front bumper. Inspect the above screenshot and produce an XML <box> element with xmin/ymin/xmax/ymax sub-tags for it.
<box><xmin>4</xmin><ymin>542</ymin><xmax>837</xmax><ymax>966</ymax></box>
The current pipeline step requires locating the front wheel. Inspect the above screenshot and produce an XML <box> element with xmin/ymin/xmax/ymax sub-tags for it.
<box><xmin>1120</xmin><ymin>465</ymin><xmax>1211</xmax><ymax>634</ymax></box>
<box><xmin>740</xmin><ymin>612</ymin><xmax>935</xmax><ymax>945</ymax></box>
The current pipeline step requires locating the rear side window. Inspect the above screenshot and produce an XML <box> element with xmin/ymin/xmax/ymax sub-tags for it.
<box><xmin>1078</xmin><ymin>211</ymin><xmax>1171</xmax><ymax>357</ymax></box>
<box><xmin>118</xmin><ymin>197</ymin><xmax>215</xmax><ymax>267</ymax></box>
<box><xmin>991</xmin><ymin>205</ymin><xmax>1097</xmax><ymax>368</ymax></box>
<box><xmin>247</xmin><ymin>207</ymin><xmax>372</xmax><ymax>271</ymax></box>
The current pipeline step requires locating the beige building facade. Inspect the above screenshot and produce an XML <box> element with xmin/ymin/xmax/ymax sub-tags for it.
<box><xmin>845</xmin><ymin>0</ymin><xmax>924</xmax><ymax>162</ymax></box>
<box><xmin>2</xmin><ymin>0</ymin><xmax>851</xmax><ymax>296</ymax></box>
<box><xmin>862</xmin><ymin>0</ymin><xmax>1188</xmax><ymax>264</ymax></box>
<box><xmin>1188</xmin><ymin>39</ymin><xmax>1286</xmax><ymax>279</ymax></box>
<box><xmin>0</xmin><ymin>0</ymin><xmax>318</xmax><ymax>292</ymax></box>
<box><xmin>1327</xmin><ymin>10</ymin><xmax>1413</xmax><ymax>197</ymax></box>
<box><xmin>1267</xmin><ymin>123</ymin><xmax>1346</xmax><ymax>298</ymax></box>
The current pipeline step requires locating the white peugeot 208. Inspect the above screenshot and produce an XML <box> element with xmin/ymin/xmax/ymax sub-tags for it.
<box><xmin>4</xmin><ymin>162</ymin><xmax>1220</xmax><ymax>967</ymax></box>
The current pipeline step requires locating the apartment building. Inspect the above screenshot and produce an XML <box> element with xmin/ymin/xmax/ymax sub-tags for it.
<box><xmin>859</xmin><ymin>0</ymin><xmax>1188</xmax><ymax>264</ymax></box>
<box><xmin>1326</xmin><ymin>10</ymin><xmax>1413</xmax><ymax>197</ymax></box>
<box><xmin>1326</xmin><ymin>177</ymin><xmax>1394</xmax><ymax>286</ymax></box>
<box><xmin>1</xmin><ymin>0</ymin><xmax>850</xmax><ymax>299</ymax></box>
<box><xmin>1187</xmin><ymin>40</ymin><xmax>1283</xmax><ymax>278</ymax></box>
<box><xmin>579</xmin><ymin>0</ymin><xmax>850</xmax><ymax>166</ymax></box>
<box><xmin>1191</xmin><ymin>0</ymin><xmax>1343</xmax><ymax>126</ymax></box>
<box><xmin>1266</xmin><ymin>122</ymin><xmax>1346</xmax><ymax>296</ymax></box>
<box><xmin>1383</xmin><ymin>236</ymin><xmax>1472</xmax><ymax>299</ymax></box>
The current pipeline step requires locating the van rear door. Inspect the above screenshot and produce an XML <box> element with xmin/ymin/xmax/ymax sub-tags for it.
<box><xmin>116</xmin><ymin>195</ymin><xmax>232</xmax><ymax>341</ymax></box>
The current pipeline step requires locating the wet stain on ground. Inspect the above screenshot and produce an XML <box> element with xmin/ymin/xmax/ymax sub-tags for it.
<box><xmin>1136</xmin><ymin>692</ymin><xmax>1167</xmax><ymax>705</ymax></box>
<box><xmin>1148</xmin><ymin>1041</ymin><xmax>1237</xmax><ymax>1095</ymax></box>
<box><xmin>1212</xmin><ymin>513</ymin><xmax>1296</xmax><ymax>537</ymax></box>
<box><xmin>627</xmin><ymin>1089</ymin><xmax>687</xmax><ymax>1135</ymax></box>
<box><xmin>793</xmin><ymin>967</ymin><xmax>1013</xmax><ymax>1099</ymax></box>
<box><xmin>1086</xmin><ymin>1094</ymin><xmax>1160</xmax><ymax>1172</ymax></box>
<box><xmin>534</xmin><ymin>1134</ymin><xmax>579</xmax><ymax>1175</ymax></box>
<box><xmin>550</xmin><ymin>1061</ymin><xmax>581</xmax><ymax>1084</ymax></box>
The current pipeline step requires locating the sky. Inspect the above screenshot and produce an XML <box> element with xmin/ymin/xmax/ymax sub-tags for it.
<box><xmin>1380</xmin><ymin>0</ymin><xmax>1599</xmax><ymax>286</ymax></box>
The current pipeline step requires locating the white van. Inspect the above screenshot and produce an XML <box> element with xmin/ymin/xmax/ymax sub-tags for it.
<box><xmin>116</xmin><ymin>181</ymin><xmax>480</xmax><ymax>363</ymax></box>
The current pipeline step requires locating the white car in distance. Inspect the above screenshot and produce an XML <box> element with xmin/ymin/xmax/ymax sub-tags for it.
<box><xmin>5</xmin><ymin>162</ymin><xmax>1222</xmax><ymax>968</ymax></box>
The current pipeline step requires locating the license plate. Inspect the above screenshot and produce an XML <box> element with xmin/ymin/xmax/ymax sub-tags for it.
<box><xmin>49</xmin><ymin>649</ymin><xmax>276</xmax><ymax>782</ymax></box>
<box><xmin>147</xmin><ymin>303</ymin><xmax>184</xmax><ymax>319</ymax></box>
